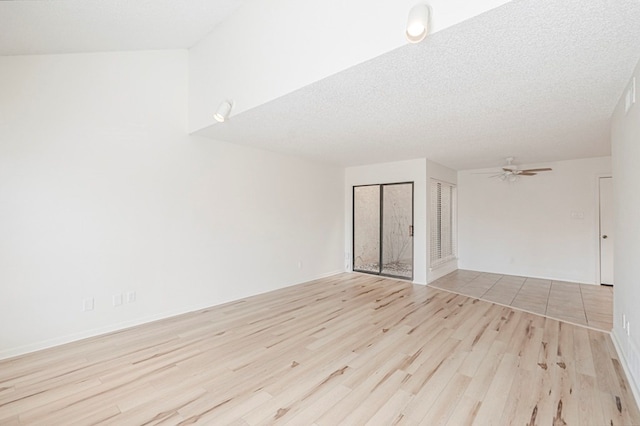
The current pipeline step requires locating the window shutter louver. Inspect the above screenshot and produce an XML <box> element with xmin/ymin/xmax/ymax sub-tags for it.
<box><xmin>430</xmin><ymin>179</ymin><xmax>456</xmax><ymax>268</ymax></box>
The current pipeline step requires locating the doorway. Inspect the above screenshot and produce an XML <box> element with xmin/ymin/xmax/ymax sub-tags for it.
<box><xmin>599</xmin><ymin>176</ymin><xmax>614</xmax><ymax>285</ymax></box>
<box><xmin>353</xmin><ymin>182</ymin><xmax>414</xmax><ymax>280</ymax></box>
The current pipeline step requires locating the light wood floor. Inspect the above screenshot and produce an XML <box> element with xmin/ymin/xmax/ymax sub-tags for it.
<box><xmin>1</xmin><ymin>273</ymin><xmax>637</xmax><ymax>425</ymax></box>
<box><xmin>429</xmin><ymin>270</ymin><xmax>613</xmax><ymax>331</ymax></box>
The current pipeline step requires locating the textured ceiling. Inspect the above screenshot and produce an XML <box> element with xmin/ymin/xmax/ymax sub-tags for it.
<box><xmin>3</xmin><ymin>0</ymin><xmax>640</xmax><ymax>170</ymax></box>
<box><xmin>0</xmin><ymin>0</ymin><xmax>247</xmax><ymax>55</ymax></box>
<box><xmin>197</xmin><ymin>0</ymin><xmax>640</xmax><ymax>170</ymax></box>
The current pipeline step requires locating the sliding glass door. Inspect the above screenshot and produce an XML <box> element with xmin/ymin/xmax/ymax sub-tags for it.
<box><xmin>353</xmin><ymin>185</ymin><xmax>381</xmax><ymax>274</ymax></box>
<box><xmin>353</xmin><ymin>182</ymin><xmax>413</xmax><ymax>280</ymax></box>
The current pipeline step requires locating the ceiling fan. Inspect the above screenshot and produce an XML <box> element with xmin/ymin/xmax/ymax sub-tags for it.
<box><xmin>481</xmin><ymin>157</ymin><xmax>553</xmax><ymax>181</ymax></box>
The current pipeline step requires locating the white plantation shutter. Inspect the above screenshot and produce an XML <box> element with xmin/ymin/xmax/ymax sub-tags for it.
<box><xmin>430</xmin><ymin>179</ymin><xmax>457</xmax><ymax>267</ymax></box>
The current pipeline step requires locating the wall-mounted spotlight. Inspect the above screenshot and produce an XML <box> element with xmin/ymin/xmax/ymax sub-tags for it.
<box><xmin>214</xmin><ymin>100</ymin><xmax>233</xmax><ymax>122</ymax></box>
<box><xmin>406</xmin><ymin>4</ymin><xmax>430</xmax><ymax>43</ymax></box>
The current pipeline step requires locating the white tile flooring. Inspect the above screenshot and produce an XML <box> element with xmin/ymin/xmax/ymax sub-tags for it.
<box><xmin>429</xmin><ymin>269</ymin><xmax>613</xmax><ymax>331</ymax></box>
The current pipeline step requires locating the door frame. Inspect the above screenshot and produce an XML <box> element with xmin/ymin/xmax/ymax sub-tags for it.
<box><xmin>352</xmin><ymin>181</ymin><xmax>414</xmax><ymax>280</ymax></box>
<box><xmin>596</xmin><ymin>174</ymin><xmax>613</xmax><ymax>286</ymax></box>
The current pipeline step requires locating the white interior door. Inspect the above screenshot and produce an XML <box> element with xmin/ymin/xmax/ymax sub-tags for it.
<box><xmin>599</xmin><ymin>177</ymin><xmax>614</xmax><ymax>285</ymax></box>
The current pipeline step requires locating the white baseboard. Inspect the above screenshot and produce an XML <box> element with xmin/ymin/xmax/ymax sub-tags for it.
<box><xmin>611</xmin><ymin>328</ymin><xmax>640</xmax><ymax>410</ymax></box>
<box><xmin>0</xmin><ymin>301</ymin><xmax>215</xmax><ymax>361</ymax></box>
<box><xmin>454</xmin><ymin>266</ymin><xmax>595</xmax><ymax>285</ymax></box>
<box><xmin>312</xmin><ymin>270</ymin><xmax>346</xmax><ymax>280</ymax></box>
<box><xmin>428</xmin><ymin>260</ymin><xmax>458</xmax><ymax>283</ymax></box>
<box><xmin>0</xmin><ymin>270</ymin><xmax>347</xmax><ymax>361</ymax></box>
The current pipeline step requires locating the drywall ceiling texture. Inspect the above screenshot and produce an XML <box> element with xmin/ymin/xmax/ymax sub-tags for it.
<box><xmin>187</xmin><ymin>0</ymin><xmax>509</xmax><ymax>132</ymax></box>
<box><xmin>0</xmin><ymin>0</ymin><xmax>247</xmax><ymax>55</ymax></box>
<box><xmin>197</xmin><ymin>0</ymin><xmax>640</xmax><ymax>170</ymax></box>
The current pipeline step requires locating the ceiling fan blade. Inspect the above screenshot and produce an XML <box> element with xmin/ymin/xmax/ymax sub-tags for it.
<box><xmin>520</xmin><ymin>168</ymin><xmax>552</xmax><ymax>172</ymax></box>
<box><xmin>519</xmin><ymin>172</ymin><xmax>537</xmax><ymax>176</ymax></box>
<box><xmin>502</xmin><ymin>167</ymin><xmax>516</xmax><ymax>172</ymax></box>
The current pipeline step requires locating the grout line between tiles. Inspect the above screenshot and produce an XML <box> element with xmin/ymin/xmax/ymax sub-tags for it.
<box><xmin>429</xmin><ymin>271</ymin><xmax>611</xmax><ymax>332</ymax></box>
<box><xmin>426</xmin><ymin>285</ymin><xmax>608</xmax><ymax>333</ymax></box>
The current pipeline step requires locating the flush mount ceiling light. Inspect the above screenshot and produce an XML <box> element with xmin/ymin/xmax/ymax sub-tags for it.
<box><xmin>405</xmin><ymin>4</ymin><xmax>430</xmax><ymax>43</ymax></box>
<box><xmin>214</xmin><ymin>100</ymin><xmax>233</xmax><ymax>122</ymax></box>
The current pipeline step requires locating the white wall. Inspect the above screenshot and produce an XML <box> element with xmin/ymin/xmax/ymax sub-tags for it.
<box><xmin>344</xmin><ymin>158</ymin><xmax>457</xmax><ymax>285</ymax></box>
<box><xmin>188</xmin><ymin>0</ymin><xmax>510</xmax><ymax>133</ymax></box>
<box><xmin>0</xmin><ymin>51</ymin><xmax>344</xmax><ymax>359</ymax></box>
<box><xmin>458</xmin><ymin>157</ymin><xmax>611</xmax><ymax>284</ymax></box>
<box><xmin>611</xmin><ymin>59</ymin><xmax>640</xmax><ymax>401</ymax></box>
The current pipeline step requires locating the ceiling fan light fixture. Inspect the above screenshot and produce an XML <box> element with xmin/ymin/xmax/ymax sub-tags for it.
<box><xmin>488</xmin><ymin>157</ymin><xmax>553</xmax><ymax>182</ymax></box>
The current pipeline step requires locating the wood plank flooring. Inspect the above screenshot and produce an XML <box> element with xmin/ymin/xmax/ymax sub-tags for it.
<box><xmin>0</xmin><ymin>273</ymin><xmax>637</xmax><ymax>425</ymax></box>
<box><xmin>429</xmin><ymin>270</ymin><xmax>613</xmax><ymax>331</ymax></box>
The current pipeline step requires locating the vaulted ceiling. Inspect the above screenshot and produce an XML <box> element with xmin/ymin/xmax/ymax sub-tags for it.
<box><xmin>196</xmin><ymin>0</ymin><xmax>640</xmax><ymax>169</ymax></box>
<box><xmin>3</xmin><ymin>0</ymin><xmax>640</xmax><ymax>170</ymax></box>
<box><xmin>0</xmin><ymin>0</ymin><xmax>246</xmax><ymax>55</ymax></box>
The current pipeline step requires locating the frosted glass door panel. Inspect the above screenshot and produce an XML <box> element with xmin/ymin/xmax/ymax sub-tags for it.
<box><xmin>353</xmin><ymin>185</ymin><xmax>380</xmax><ymax>274</ymax></box>
<box><xmin>382</xmin><ymin>184</ymin><xmax>413</xmax><ymax>279</ymax></box>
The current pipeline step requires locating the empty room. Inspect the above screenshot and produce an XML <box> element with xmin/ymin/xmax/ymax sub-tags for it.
<box><xmin>2</xmin><ymin>0</ymin><xmax>640</xmax><ymax>424</ymax></box>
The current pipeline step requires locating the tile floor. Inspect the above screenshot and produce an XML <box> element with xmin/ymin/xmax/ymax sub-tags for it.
<box><xmin>429</xmin><ymin>269</ymin><xmax>613</xmax><ymax>331</ymax></box>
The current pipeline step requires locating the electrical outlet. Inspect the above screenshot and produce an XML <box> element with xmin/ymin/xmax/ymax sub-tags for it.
<box><xmin>297</xmin><ymin>261</ymin><xmax>303</xmax><ymax>269</ymax></box>
<box><xmin>126</xmin><ymin>291</ymin><xmax>136</xmax><ymax>303</ymax></box>
<box><xmin>113</xmin><ymin>294</ymin><xmax>123</xmax><ymax>307</ymax></box>
<box><xmin>82</xmin><ymin>298</ymin><xmax>94</xmax><ymax>311</ymax></box>
<box><xmin>570</xmin><ymin>211</ymin><xmax>584</xmax><ymax>220</ymax></box>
